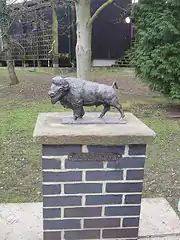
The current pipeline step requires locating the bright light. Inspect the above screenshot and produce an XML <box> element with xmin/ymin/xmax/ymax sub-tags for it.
<box><xmin>125</xmin><ymin>17</ymin><xmax>131</xmax><ymax>24</ymax></box>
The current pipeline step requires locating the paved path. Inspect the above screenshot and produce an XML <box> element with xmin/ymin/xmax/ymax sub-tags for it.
<box><xmin>0</xmin><ymin>198</ymin><xmax>180</xmax><ymax>240</ymax></box>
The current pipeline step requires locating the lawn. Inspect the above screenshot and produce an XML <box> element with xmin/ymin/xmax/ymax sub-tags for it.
<box><xmin>0</xmin><ymin>68</ymin><xmax>180</xmax><ymax>216</ymax></box>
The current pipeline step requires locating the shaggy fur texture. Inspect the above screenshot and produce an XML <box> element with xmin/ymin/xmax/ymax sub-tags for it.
<box><xmin>48</xmin><ymin>76</ymin><xmax>125</xmax><ymax>120</ymax></box>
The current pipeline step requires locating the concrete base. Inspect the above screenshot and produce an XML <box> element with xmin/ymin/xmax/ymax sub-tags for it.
<box><xmin>33</xmin><ymin>112</ymin><xmax>156</xmax><ymax>145</ymax></box>
<box><xmin>92</xmin><ymin>59</ymin><xmax>116</xmax><ymax>67</ymax></box>
<box><xmin>62</xmin><ymin>115</ymin><xmax>126</xmax><ymax>124</ymax></box>
<box><xmin>0</xmin><ymin>198</ymin><xmax>179</xmax><ymax>240</ymax></box>
<box><xmin>53</xmin><ymin>64</ymin><xmax>59</xmax><ymax>68</ymax></box>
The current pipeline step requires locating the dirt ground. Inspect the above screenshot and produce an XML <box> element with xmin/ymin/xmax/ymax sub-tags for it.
<box><xmin>0</xmin><ymin>70</ymin><xmax>160</xmax><ymax>105</ymax></box>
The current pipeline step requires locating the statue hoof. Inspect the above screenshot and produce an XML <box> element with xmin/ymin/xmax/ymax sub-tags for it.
<box><xmin>119</xmin><ymin>115</ymin><xmax>125</xmax><ymax>120</ymax></box>
<box><xmin>73</xmin><ymin>116</ymin><xmax>78</xmax><ymax>120</ymax></box>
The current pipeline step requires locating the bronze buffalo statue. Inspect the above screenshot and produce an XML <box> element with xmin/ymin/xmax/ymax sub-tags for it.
<box><xmin>48</xmin><ymin>76</ymin><xmax>125</xmax><ymax>120</ymax></box>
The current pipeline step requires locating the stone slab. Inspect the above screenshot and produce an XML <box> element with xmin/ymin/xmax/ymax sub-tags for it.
<box><xmin>33</xmin><ymin>112</ymin><xmax>156</xmax><ymax>145</ymax></box>
<box><xmin>140</xmin><ymin>237</ymin><xmax>180</xmax><ymax>240</ymax></box>
<box><xmin>0</xmin><ymin>198</ymin><xmax>180</xmax><ymax>240</ymax></box>
<box><xmin>62</xmin><ymin>116</ymin><xmax>126</xmax><ymax>124</ymax></box>
<box><xmin>139</xmin><ymin>198</ymin><xmax>180</xmax><ymax>237</ymax></box>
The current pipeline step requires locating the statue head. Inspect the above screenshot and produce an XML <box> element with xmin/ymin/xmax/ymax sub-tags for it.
<box><xmin>48</xmin><ymin>77</ymin><xmax>70</xmax><ymax>104</ymax></box>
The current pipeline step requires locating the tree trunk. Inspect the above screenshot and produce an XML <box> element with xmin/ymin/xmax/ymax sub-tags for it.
<box><xmin>52</xmin><ymin>4</ymin><xmax>59</xmax><ymax>68</ymax></box>
<box><xmin>75</xmin><ymin>0</ymin><xmax>92</xmax><ymax>80</ymax></box>
<box><xmin>3</xmin><ymin>35</ymin><xmax>19</xmax><ymax>85</ymax></box>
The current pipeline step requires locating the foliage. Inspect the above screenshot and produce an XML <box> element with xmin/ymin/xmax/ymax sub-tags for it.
<box><xmin>130</xmin><ymin>0</ymin><xmax>180</xmax><ymax>99</ymax></box>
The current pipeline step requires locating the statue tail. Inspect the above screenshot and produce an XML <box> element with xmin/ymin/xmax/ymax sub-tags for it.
<box><xmin>112</xmin><ymin>81</ymin><xmax>118</xmax><ymax>89</ymax></box>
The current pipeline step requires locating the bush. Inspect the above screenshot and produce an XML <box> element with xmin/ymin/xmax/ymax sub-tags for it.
<box><xmin>129</xmin><ymin>0</ymin><xmax>180</xmax><ymax>99</ymax></box>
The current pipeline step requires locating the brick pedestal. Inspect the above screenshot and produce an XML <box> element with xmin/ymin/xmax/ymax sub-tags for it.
<box><xmin>33</xmin><ymin>112</ymin><xmax>155</xmax><ymax>240</ymax></box>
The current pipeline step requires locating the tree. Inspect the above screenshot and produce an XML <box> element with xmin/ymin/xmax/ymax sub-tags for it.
<box><xmin>0</xmin><ymin>0</ymin><xmax>26</xmax><ymax>85</ymax></box>
<box><xmin>0</xmin><ymin>0</ymin><xmax>75</xmax><ymax>73</ymax></box>
<box><xmin>74</xmin><ymin>0</ymin><xmax>114</xmax><ymax>80</ymax></box>
<box><xmin>0</xmin><ymin>0</ymin><xmax>58</xmax><ymax>83</ymax></box>
<box><xmin>130</xmin><ymin>0</ymin><xmax>180</xmax><ymax>99</ymax></box>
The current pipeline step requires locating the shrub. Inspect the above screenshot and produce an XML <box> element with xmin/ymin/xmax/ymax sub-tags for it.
<box><xmin>129</xmin><ymin>0</ymin><xmax>180</xmax><ymax>99</ymax></box>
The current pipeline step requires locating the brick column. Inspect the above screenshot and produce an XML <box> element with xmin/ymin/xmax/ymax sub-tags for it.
<box><xmin>33</xmin><ymin>112</ymin><xmax>155</xmax><ymax>240</ymax></box>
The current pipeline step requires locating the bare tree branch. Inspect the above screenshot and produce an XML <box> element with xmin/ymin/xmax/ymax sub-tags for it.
<box><xmin>88</xmin><ymin>0</ymin><xmax>113</xmax><ymax>26</ymax></box>
<box><xmin>2</xmin><ymin>0</ymin><xmax>29</xmax><ymax>36</ymax></box>
<box><xmin>113</xmin><ymin>2</ymin><xmax>127</xmax><ymax>12</ymax></box>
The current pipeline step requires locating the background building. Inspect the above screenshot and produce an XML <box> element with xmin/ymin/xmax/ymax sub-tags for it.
<box><xmin>0</xmin><ymin>0</ymin><xmax>133</xmax><ymax>67</ymax></box>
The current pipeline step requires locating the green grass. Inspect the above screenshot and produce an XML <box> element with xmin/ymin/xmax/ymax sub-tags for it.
<box><xmin>143</xmin><ymin>118</ymin><xmax>180</xmax><ymax>211</ymax></box>
<box><xmin>0</xmin><ymin>68</ymin><xmax>180</xmax><ymax>216</ymax></box>
<box><xmin>0</xmin><ymin>103</ymin><xmax>60</xmax><ymax>202</ymax></box>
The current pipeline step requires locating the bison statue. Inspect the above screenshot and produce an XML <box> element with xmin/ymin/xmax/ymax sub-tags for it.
<box><xmin>48</xmin><ymin>76</ymin><xmax>125</xmax><ymax>120</ymax></box>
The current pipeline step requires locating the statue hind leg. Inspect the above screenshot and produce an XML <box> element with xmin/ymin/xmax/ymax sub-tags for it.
<box><xmin>111</xmin><ymin>99</ymin><xmax>125</xmax><ymax>119</ymax></box>
<box><xmin>99</xmin><ymin>104</ymin><xmax>110</xmax><ymax>118</ymax></box>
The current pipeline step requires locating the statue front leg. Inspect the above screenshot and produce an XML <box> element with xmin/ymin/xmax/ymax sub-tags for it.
<box><xmin>72</xmin><ymin>104</ymin><xmax>83</xmax><ymax>120</ymax></box>
<box><xmin>79</xmin><ymin>107</ymin><xmax>85</xmax><ymax>118</ymax></box>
